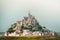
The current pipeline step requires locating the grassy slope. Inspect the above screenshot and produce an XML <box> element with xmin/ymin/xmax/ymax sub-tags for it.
<box><xmin>0</xmin><ymin>36</ymin><xmax>60</xmax><ymax>40</ymax></box>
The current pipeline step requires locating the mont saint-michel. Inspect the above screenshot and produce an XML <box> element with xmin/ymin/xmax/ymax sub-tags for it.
<box><xmin>3</xmin><ymin>13</ymin><xmax>55</xmax><ymax>37</ymax></box>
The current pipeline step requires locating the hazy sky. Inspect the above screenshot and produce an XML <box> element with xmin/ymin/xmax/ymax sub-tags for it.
<box><xmin>0</xmin><ymin>0</ymin><xmax>60</xmax><ymax>32</ymax></box>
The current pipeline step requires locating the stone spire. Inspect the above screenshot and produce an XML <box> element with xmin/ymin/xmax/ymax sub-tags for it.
<box><xmin>28</xmin><ymin>10</ymin><xmax>32</xmax><ymax>18</ymax></box>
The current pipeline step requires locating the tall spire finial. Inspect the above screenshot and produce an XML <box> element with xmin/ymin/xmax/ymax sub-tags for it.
<box><xmin>28</xmin><ymin>10</ymin><xmax>32</xmax><ymax>18</ymax></box>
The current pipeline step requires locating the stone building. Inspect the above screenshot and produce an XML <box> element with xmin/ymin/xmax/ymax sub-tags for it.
<box><xmin>3</xmin><ymin>12</ymin><xmax>55</xmax><ymax>37</ymax></box>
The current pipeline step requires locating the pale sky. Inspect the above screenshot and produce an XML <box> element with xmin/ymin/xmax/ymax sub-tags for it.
<box><xmin>0</xmin><ymin>0</ymin><xmax>60</xmax><ymax>32</ymax></box>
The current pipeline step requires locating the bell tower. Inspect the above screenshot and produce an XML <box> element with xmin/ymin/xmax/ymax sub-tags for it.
<box><xmin>28</xmin><ymin>10</ymin><xmax>32</xmax><ymax>18</ymax></box>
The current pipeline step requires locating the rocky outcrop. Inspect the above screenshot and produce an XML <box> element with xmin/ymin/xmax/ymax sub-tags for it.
<box><xmin>4</xmin><ymin>13</ymin><xmax>55</xmax><ymax>36</ymax></box>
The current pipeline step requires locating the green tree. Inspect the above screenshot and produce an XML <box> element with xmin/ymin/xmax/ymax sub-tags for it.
<box><xmin>20</xmin><ymin>25</ymin><xmax>24</xmax><ymax>33</ymax></box>
<box><xmin>7</xmin><ymin>28</ymin><xmax>15</xmax><ymax>33</ymax></box>
<box><xmin>32</xmin><ymin>22</ymin><xmax>42</xmax><ymax>31</ymax></box>
<box><xmin>13</xmin><ymin>23</ymin><xmax>17</xmax><ymax>28</ymax></box>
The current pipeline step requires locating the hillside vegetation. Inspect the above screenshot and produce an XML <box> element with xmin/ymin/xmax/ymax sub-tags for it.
<box><xmin>0</xmin><ymin>36</ymin><xmax>60</xmax><ymax>40</ymax></box>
